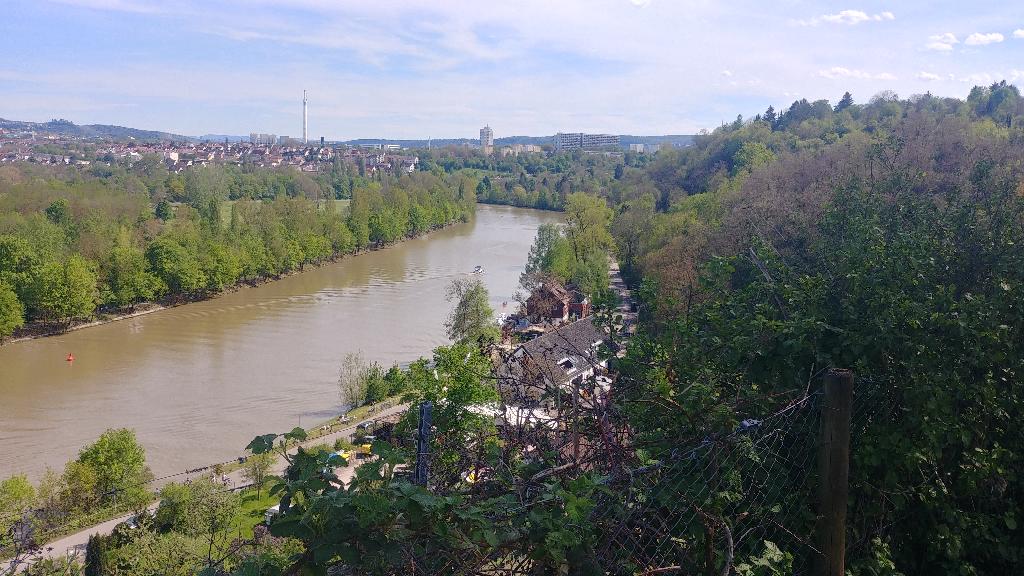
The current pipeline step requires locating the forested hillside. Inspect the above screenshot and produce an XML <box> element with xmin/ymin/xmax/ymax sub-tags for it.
<box><xmin>610</xmin><ymin>83</ymin><xmax>1024</xmax><ymax>573</ymax></box>
<box><xmin>0</xmin><ymin>160</ymin><xmax>476</xmax><ymax>339</ymax></box>
<box><xmin>419</xmin><ymin>145</ymin><xmax>647</xmax><ymax>211</ymax></box>
<box><xmin>0</xmin><ymin>118</ymin><xmax>188</xmax><ymax>142</ymax></box>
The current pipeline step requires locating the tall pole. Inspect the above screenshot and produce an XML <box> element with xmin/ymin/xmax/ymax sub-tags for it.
<box><xmin>414</xmin><ymin>401</ymin><xmax>433</xmax><ymax>487</ymax></box>
<box><xmin>817</xmin><ymin>369</ymin><xmax>853</xmax><ymax>576</ymax></box>
<box><xmin>302</xmin><ymin>90</ymin><xmax>308</xmax><ymax>145</ymax></box>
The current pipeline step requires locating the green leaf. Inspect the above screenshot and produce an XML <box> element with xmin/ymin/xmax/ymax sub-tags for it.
<box><xmin>285</xmin><ymin>426</ymin><xmax>308</xmax><ymax>442</ymax></box>
<box><xmin>246</xmin><ymin>433</ymin><xmax>278</xmax><ymax>454</ymax></box>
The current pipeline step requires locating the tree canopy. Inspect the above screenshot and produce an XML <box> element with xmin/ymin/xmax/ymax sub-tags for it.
<box><xmin>445</xmin><ymin>278</ymin><xmax>499</xmax><ymax>346</ymax></box>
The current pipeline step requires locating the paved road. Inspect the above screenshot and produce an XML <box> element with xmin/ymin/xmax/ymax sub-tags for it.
<box><xmin>19</xmin><ymin>402</ymin><xmax>410</xmax><ymax>570</ymax></box>
<box><xmin>608</xmin><ymin>259</ymin><xmax>637</xmax><ymax>335</ymax></box>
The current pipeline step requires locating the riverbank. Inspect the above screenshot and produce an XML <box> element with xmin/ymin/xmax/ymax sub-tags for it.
<box><xmin>1</xmin><ymin>217</ymin><xmax>470</xmax><ymax>347</ymax></box>
<box><xmin>4</xmin><ymin>302</ymin><xmax>168</xmax><ymax>345</ymax></box>
<box><xmin>1</xmin><ymin>204</ymin><xmax>558</xmax><ymax>483</ymax></box>
<box><xmin>12</xmin><ymin>396</ymin><xmax>408</xmax><ymax>569</ymax></box>
<box><xmin>476</xmin><ymin>198</ymin><xmax>563</xmax><ymax>212</ymax></box>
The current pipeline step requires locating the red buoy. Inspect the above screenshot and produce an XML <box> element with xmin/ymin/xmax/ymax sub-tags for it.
<box><xmin>66</xmin><ymin>353</ymin><xmax>74</xmax><ymax>362</ymax></box>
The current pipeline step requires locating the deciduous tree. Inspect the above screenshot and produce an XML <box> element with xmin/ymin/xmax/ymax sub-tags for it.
<box><xmin>104</xmin><ymin>241</ymin><xmax>163</xmax><ymax>309</ymax></box>
<box><xmin>241</xmin><ymin>453</ymin><xmax>275</xmax><ymax>499</ymax></box>
<box><xmin>30</xmin><ymin>254</ymin><xmax>97</xmax><ymax>324</ymax></box>
<box><xmin>0</xmin><ymin>281</ymin><xmax>24</xmax><ymax>340</ymax></box>
<box><xmin>445</xmin><ymin>278</ymin><xmax>499</xmax><ymax>346</ymax></box>
<box><xmin>77</xmin><ymin>428</ymin><xmax>151</xmax><ymax>507</ymax></box>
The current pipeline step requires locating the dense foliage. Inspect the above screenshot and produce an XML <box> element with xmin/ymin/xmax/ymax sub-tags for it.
<box><xmin>0</xmin><ymin>161</ymin><xmax>475</xmax><ymax>338</ymax></box>
<box><xmin>519</xmin><ymin>192</ymin><xmax>613</xmax><ymax>298</ymax></box>
<box><xmin>1</xmin><ymin>429</ymin><xmax>153</xmax><ymax>568</ymax></box>
<box><xmin>444</xmin><ymin>278</ymin><xmax>499</xmax><ymax>346</ymax></box>
<box><xmin>612</xmin><ymin>83</ymin><xmax>1024</xmax><ymax>573</ymax></box>
<box><xmin>418</xmin><ymin>146</ymin><xmax>651</xmax><ymax>211</ymax></box>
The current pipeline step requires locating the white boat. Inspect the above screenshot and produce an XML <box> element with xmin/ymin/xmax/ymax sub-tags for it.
<box><xmin>471</xmin><ymin>265</ymin><xmax>484</xmax><ymax>274</ymax></box>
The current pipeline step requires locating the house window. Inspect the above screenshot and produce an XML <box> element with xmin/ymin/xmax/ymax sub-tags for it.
<box><xmin>557</xmin><ymin>358</ymin><xmax>574</xmax><ymax>370</ymax></box>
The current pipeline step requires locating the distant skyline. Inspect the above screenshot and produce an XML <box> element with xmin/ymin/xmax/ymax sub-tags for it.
<box><xmin>2</xmin><ymin>1</ymin><xmax>1023</xmax><ymax>140</ymax></box>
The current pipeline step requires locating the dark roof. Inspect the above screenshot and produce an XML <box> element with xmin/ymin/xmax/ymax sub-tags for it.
<box><xmin>529</xmin><ymin>282</ymin><xmax>571</xmax><ymax>302</ymax></box>
<box><xmin>498</xmin><ymin>317</ymin><xmax>608</xmax><ymax>406</ymax></box>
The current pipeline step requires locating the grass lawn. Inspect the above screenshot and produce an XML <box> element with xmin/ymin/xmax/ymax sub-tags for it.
<box><xmin>234</xmin><ymin>489</ymin><xmax>280</xmax><ymax>539</ymax></box>
<box><xmin>340</xmin><ymin>396</ymin><xmax>402</xmax><ymax>425</ymax></box>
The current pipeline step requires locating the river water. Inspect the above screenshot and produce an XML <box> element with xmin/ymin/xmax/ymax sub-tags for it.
<box><xmin>0</xmin><ymin>205</ymin><xmax>559</xmax><ymax>480</ymax></box>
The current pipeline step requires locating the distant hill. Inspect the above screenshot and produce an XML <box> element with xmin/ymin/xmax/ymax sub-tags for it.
<box><xmin>0</xmin><ymin>118</ymin><xmax>189</xmax><ymax>142</ymax></box>
<box><xmin>1</xmin><ymin>117</ymin><xmax>694</xmax><ymax>149</ymax></box>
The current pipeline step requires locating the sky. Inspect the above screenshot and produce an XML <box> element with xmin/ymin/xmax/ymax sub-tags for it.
<box><xmin>1</xmin><ymin>0</ymin><xmax>1023</xmax><ymax>140</ymax></box>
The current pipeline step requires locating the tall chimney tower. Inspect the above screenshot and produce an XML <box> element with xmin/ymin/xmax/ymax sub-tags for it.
<box><xmin>302</xmin><ymin>90</ymin><xmax>308</xmax><ymax>144</ymax></box>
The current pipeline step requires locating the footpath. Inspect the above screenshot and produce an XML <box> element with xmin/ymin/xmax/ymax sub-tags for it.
<box><xmin>28</xmin><ymin>401</ymin><xmax>410</xmax><ymax>567</ymax></box>
<box><xmin>608</xmin><ymin>259</ymin><xmax>637</xmax><ymax>336</ymax></box>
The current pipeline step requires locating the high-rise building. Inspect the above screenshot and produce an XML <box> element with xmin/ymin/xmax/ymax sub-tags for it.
<box><xmin>302</xmin><ymin>90</ymin><xmax>308</xmax><ymax>145</ymax></box>
<box><xmin>250</xmin><ymin>133</ymin><xmax>277</xmax><ymax>145</ymax></box>
<box><xmin>555</xmin><ymin>132</ymin><xmax>620</xmax><ymax>150</ymax></box>
<box><xmin>480</xmin><ymin>125</ymin><xmax>494</xmax><ymax>154</ymax></box>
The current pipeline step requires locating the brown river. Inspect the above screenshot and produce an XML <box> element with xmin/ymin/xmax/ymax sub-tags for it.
<box><xmin>0</xmin><ymin>205</ymin><xmax>559</xmax><ymax>480</ymax></box>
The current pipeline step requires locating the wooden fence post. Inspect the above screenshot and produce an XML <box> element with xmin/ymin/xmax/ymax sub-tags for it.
<box><xmin>817</xmin><ymin>369</ymin><xmax>853</xmax><ymax>576</ymax></box>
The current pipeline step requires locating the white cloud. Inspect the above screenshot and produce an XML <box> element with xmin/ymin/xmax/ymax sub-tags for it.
<box><xmin>964</xmin><ymin>32</ymin><xmax>1004</xmax><ymax>46</ymax></box>
<box><xmin>51</xmin><ymin>0</ymin><xmax>168</xmax><ymax>14</ymax></box>
<box><xmin>926</xmin><ymin>32</ymin><xmax>958</xmax><ymax>51</ymax></box>
<box><xmin>959</xmin><ymin>72</ymin><xmax>994</xmax><ymax>84</ymax></box>
<box><xmin>819</xmin><ymin>67</ymin><xmax>863</xmax><ymax>79</ymax></box>
<box><xmin>1013</xmin><ymin>29</ymin><xmax>1024</xmax><ymax>39</ymax></box>
<box><xmin>12</xmin><ymin>1</ymin><xmax>1024</xmax><ymax>136</ymax></box>
<box><xmin>818</xmin><ymin>67</ymin><xmax>895</xmax><ymax>80</ymax></box>
<box><xmin>794</xmin><ymin>10</ymin><xmax>895</xmax><ymax>27</ymax></box>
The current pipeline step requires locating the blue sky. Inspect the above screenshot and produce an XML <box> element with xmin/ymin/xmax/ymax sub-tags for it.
<box><xmin>2</xmin><ymin>0</ymin><xmax>1023</xmax><ymax>139</ymax></box>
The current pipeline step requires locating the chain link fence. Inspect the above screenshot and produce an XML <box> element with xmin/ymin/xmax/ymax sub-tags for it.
<box><xmin>386</xmin><ymin>367</ymin><xmax>886</xmax><ymax>575</ymax></box>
